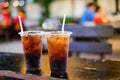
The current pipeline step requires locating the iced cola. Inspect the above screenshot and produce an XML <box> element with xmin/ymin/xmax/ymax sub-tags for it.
<box><xmin>19</xmin><ymin>31</ymin><xmax>43</xmax><ymax>75</ymax></box>
<box><xmin>46</xmin><ymin>31</ymin><xmax>72</xmax><ymax>77</ymax></box>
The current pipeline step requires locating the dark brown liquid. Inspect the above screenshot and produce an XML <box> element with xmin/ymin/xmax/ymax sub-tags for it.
<box><xmin>50</xmin><ymin>57</ymin><xmax>67</xmax><ymax>72</ymax></box>
<box><xmin>51</xmin><ymin>72</ymin><xmax>68</xmax><ymax>79</ymax></box>
<box><xmin>25</xmin><ymin>54</ymin><xmax>40</xmax><ymax>70</ymax></box>
<box><xmin>47</xmin><ymin>36</ymin><xmax>69</xmax><ymax>73</ymax></box>
<box><xmin>21</xmin><ymin>35</ymin><xmax>42</xmax><ymax>71</ymax></box>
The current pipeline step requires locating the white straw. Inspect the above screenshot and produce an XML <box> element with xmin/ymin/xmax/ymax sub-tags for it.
<box><xmin>62</xmin><ymin>14</ymin><xmax>66</xmax><ymax>33</ymax></box>
<box><xmin>18</xmin><ymin>16</ymin><xmax>23</xmax><ymax>33</ymax></box>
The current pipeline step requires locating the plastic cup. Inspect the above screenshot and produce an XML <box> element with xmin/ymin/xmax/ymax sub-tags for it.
<box><xmin>19</xmin><ymin>31</ymin><xmax>44</xmax><ymax>75</ymax></box>
<box><xmin>46</xmin><ymin>31</ymin><xmax>72</xmax><ymax>78</ymax></box>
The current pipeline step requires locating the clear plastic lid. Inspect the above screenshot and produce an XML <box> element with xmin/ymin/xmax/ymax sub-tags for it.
<box><xmin>18</xmin><ymin>31</ymin><xmax>45</xmax><ymax>36</ymax></box>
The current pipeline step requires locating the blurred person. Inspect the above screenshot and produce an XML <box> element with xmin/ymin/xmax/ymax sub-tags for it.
<box><xmin>9</xmin><ymin>8</ymin><xmax>26</xmax><ymax>39</ymax></box>
<box><xmin>14</xmin><ymin>9</ymin><xmax>26</xmax><ymax>32</ymax></box>
<box><xmin>79</xmin><ymin>3</ymin><xmax>96</xmax><ymax>26</ymax></box>
<box><xmin>0</xmin><ymin>8</ymin><xmax>11</xmax><ymax>30</ymax></box>
<box><xmin>94</xmin><ymin>5</ymin><xmax>111</xmax><ymax>25</ymax></box>
<box><xmin>0</xmin><ymin>8</ymin><xmax>12</xmax><ymax>40</ymax></box>
<box><xmin>0</xmin><ymin>9</ymin><xmax>2</xmax><ymax>31</ymax></box>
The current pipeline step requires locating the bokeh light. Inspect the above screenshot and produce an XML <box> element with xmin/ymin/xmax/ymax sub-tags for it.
<box><xmin>0</xmin><ymin>4</ymin><xmax>4</xmax><ymax>8</ymax></box>
<box><xmin>4</xmin><ymin>2</ymin><xmax>9</xmax><ymax>7</ymax></box>
<box><xmin>19</xmin><ymin>0</ymin><xmax>25</xmax><ymax>7</ymax></box>
<box><xmin>13</xmin><ymin>0</ymin><xmax>19</xmax><ymax>7</ymax></box>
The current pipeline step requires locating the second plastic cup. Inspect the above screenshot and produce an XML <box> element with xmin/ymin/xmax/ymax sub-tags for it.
<box><xmin>19</xmin><ymin>31</ymin><xmax>44</xmax><ymax>75</ymax></box>
<box><xmin>46</xmin><ymin>31</ymin><xmax>72</xmax><ymax>78</ymax></box>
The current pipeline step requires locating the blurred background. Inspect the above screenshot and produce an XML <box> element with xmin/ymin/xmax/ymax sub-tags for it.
<box><xmin>0</xmin><ymin>0</ymin><xmax>120</xmax><ymax>60</ymax></box>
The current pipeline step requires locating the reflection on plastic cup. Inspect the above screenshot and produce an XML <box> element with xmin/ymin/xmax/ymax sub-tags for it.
<box><xmin>46</xmin><ymin>31</ymin><xmax>72</xmax><ymax>78</ymax></box>
<box><xmin>19</xmin><ymin>31</ymin><xmax>44</xmax><ymax>75</ymax></box>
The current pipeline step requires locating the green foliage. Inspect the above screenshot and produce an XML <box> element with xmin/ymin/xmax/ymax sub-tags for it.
<box><xmin>34</xmin><ymin>0</ymin><xmax>40</xmax><ymax>3</ymax></box>
<box><xmin>93</xmin><ymin>0</ymin><xmax>98</xmax><ymax>4</ymax></box>
<box><xmin>39</xmin><ymin>0</ymin><xmax>56</xmax><ymax>18</ymax></box>
<box><xmin>38</xmin><ymin>0</ymin><xmax>56</xmax><ymax>26</ymax></box>
<box><xmin>34</xmin><ymin>0</ymin><xmax>55</xmax><ymax>18</ymax></box>
<box><xmin>39</xmin><ymin>0</ymin><xmax>55</xmax><ymax>5</ymax></box>
<box><xmin>59</xmin><ymin>17</ymin><xmax>78</xmax><ymax>24</ymax></box>
<box><xmin>61</xmin><ymin>17</ymin><xmax>73</xmax><ymax>23</ymax></box>
<box><xmin>39</xmin><ymin>17</ymin><xmax>46</xmax><ymax>27</ymax></box>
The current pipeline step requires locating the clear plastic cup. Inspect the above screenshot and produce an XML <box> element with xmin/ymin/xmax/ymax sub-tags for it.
<box><xmin>46</xmin><ymin>31</ymin><xmax>72</xmax><ymax>78</ymax></box>
<box><xmin>19</xmin><ymin>31</ymin><xmax>44</xmax><ymax>75</ymax></box>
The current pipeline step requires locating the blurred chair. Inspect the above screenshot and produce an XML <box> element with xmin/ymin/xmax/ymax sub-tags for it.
<box><xmin>58</xmin><ymin>25</ymin><xmax>114</xmax><ymax>61</ymax></box>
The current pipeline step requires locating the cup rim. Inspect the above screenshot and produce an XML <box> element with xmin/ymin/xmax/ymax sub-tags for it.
<box><xmin>45</xmin><ymin>31</ymin><xmax>72</xmax><ymax>36</ymax></box>
<box><xmin>18</xmin><ymin>31</ymin><xmax>45</xmax><ymax>36</ymax></box>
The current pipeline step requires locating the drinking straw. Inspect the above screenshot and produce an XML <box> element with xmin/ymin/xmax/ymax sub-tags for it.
<box><xmin>18</xmin><ymin>16</ymin><xmax>23</xmax><ymax>33</ymax></box>
<box><xmin>62</xmin><ymin>14</ymin><xmax>66</xmax><ymax>33</ymax></box>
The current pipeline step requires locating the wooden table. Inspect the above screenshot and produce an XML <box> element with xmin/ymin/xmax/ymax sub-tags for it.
<box><xmin>0</xmin><ymin>52</ymin><xmax>120</xmax><ymax>80</ymax></box>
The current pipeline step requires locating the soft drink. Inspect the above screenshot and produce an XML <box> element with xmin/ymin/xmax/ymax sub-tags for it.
<box><xmin>46</xmin><ymin>31</ymin><xmax>72</xmax><ymax>78</ymax></box>
<box><xmin>19</xmin><ymin>31</ymin><xmax>44</xmax><ymax>75</ymax></box>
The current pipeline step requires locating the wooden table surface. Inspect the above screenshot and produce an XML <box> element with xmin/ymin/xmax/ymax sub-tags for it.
<box><xmin>0</xmin><ymin>52</ymin><xmax>120</xmax><ymax>80</ymax></box>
